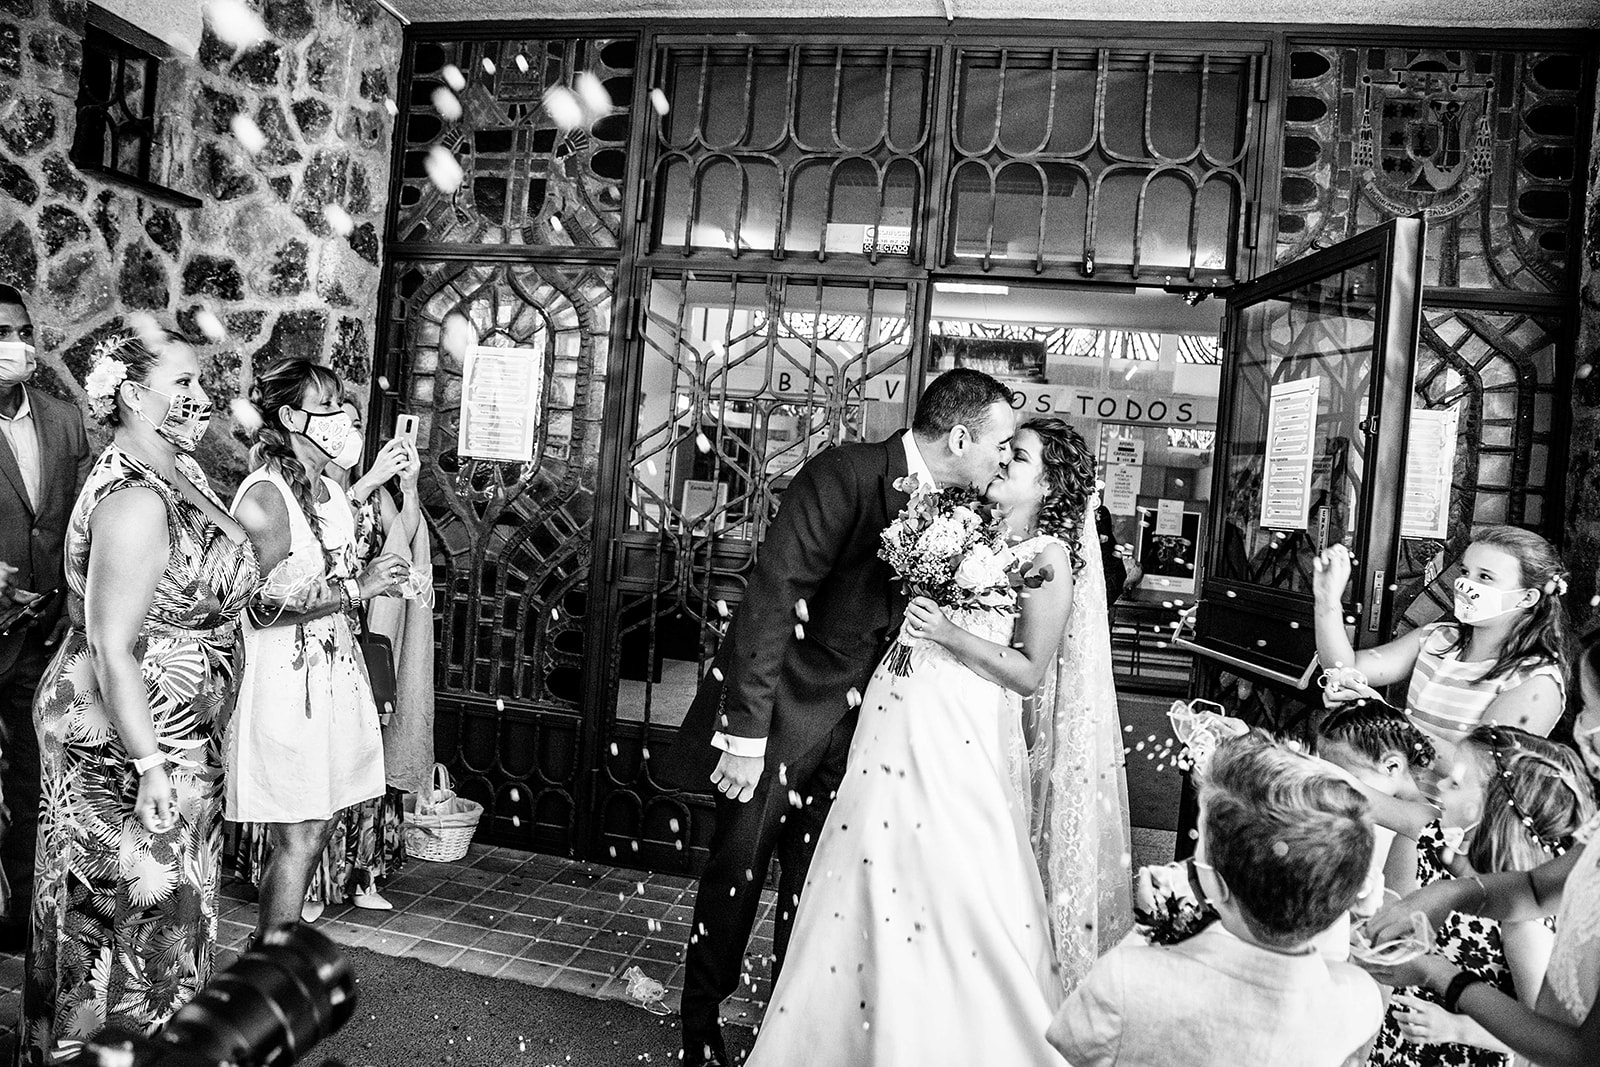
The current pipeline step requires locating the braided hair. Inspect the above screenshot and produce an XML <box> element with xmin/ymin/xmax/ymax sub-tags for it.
<box><xmin>1023</xmin><ymin>416</ymin><xmax>1096</xmax><ymax>576</ymax></box>
<box><xmin>247</xmin><ymin>358</ymin><xmax>343</xmax><ymax>544</ymax></box>
<box><xmin>1316</xmin><ymin>704</ymin><xmax>1436</xmax><ymax>770</ymax></box>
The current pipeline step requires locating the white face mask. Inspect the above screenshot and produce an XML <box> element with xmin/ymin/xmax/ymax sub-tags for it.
<box><xmin>1454</xmin><ymin>576</ymin><xmax>1531</xmax><ymax>625</ymax></box>
<box><xmin>0</xmin><ymin>340</ymin><xmax>35</xmax><ymax>386</ymax></box>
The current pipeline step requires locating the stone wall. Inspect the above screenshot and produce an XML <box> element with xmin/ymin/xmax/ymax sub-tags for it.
<box><xmin>1566</xmin><ymin>82</ymin><xmax>1600</xmax><ymax>625</ymax></box>
<box><xmin>0</xmin><ymin>0</ymin><xmax>399</xmax><ymax>489</ymax></box>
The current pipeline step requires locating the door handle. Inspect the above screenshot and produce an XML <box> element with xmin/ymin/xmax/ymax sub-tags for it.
<box><xmin>1367</xmin><ymin>569</ymin><xmax>1386</xmax><ymax>633</ymax></box>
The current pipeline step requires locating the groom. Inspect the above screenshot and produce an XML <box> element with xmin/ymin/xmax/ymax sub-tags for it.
<box><xmin>661</xmin><ymin>368</ymin><xmax>1018</xmax><ymax>1066</ymax></box>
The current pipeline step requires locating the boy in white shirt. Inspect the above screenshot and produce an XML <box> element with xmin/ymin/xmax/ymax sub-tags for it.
<box><xmin>1048</xmin><ymin>731</ymin><xmax>1384</xmax><ymax>1066</ymax></box>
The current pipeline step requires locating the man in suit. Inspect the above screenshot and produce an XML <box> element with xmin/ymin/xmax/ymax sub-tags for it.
<box><xmin>661</xmin><ymin>368</ymin><xmax>1018</xmax><ymax>1066</ymax></box>
<box><xmin>0</xmin><ymin>284</ymin><xmax>92</xmax><ymax>951</ymax></box>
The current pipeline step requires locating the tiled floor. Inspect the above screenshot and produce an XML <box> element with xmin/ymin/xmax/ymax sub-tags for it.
<box><xmin>0</xmin><ymin>826</ymin><xmax>1177</xmax><ymax>1045</ymax></box>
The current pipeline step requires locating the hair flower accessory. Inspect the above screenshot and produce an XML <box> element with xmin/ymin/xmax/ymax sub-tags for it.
<box><xmin>84</xmin><ymin>349</ymin><xmax>131</xmax><ymax>420</ymax></box>
<box><xmin>1546</xmin><ymin>575</ymin><xmax>1569</xmax><ymax>597</ymax></box>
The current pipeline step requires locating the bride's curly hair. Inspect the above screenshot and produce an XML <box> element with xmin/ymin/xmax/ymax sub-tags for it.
<box><xmin>1025</xmin><ymin>416</ymin><xmax>1096</xmax><ymax>575</ymax></box>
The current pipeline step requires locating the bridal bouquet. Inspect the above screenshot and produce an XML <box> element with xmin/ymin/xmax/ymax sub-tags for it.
<box><xmin>878</xmin><ymin>476</ymin><xmax>1014</xmax><ymax>676</ymax></box>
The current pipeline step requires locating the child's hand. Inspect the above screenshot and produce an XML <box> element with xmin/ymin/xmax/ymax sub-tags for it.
<box><xmin>1312</xmin><ymin>544</ymin><xmax>1354</xmax><ymax>606</ymax></box>
<box><xmin>1392</xmin><ymin>992</ymin><xmax>1464</xmax><ymax>1045</ymax></box>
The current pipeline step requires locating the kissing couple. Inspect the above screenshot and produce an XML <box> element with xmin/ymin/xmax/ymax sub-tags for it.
<box><xmin>658</xmin><ymin>368</ymin><xmax>1133</xmax><ymax>1065</ymax></box>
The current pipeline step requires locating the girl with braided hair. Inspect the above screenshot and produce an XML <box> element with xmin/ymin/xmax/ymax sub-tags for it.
<box><xmin>226</xmin><ymin>359</ymin><xmax>409</xmax><ymax>942</ymax></box>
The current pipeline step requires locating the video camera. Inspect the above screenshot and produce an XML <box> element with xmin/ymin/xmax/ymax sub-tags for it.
<box><xmin>69</xmin><ymin>925</ymin><xmax>356</xmax><ymax>1067</ymax></box>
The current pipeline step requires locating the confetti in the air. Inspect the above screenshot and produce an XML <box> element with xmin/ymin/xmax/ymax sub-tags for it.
<box><xmin>515</xmin><ymin>53</ymin><xmax>530</xmax><ymax>73</ymax></box>
<box><xmin>794</xmin><ymin>624</ymin><xmax>805</xmax><ymax>640</ymax></box>
<box><xmin>794</xmin><ymin>599</ymin><xmax>810</xmax><ymax>622</ymax></box>
<box><xmin>716</xmin><ymin>600</ymin><xmax>729</xmax><ymax>617</ymax></box>
<box><xmin>432</xmin><ymin>86</ymin><xmax>463</xmax><ymax>121</ymax></box>
<box><xmin>576</xmin><ymin>72</ymin><xmax>614</xmax><ymax>119</ymax></box>
<box><xmin>424</xmin><ymin>145</ymin><xmax>465</xmax><ymax>194</ymax></box>
<box><xmin>482</xmin><ymin>57</ymin><xmax>497</xmax><ymax>75</ymax></box>
<box><xmin>194</xmin><ymin>309</ymin><xmax>227</xmax><ymax>342</ymax></box>
<box><xmin>695</xmin><ymin>432</ymin><xmax>713</xmax><ymax>454</ymax></box>
<box><xmin>442</xmin><ymin>64</ymin><xmax>467</xmax><ymax>92</ymax></box>
<box><xmin>377</xmin><ymin>375</ymin><xmax>391</xmax><ymax>391</ymax></box>
<box><xmin>229</xmin><ymin>113</ymin><xmax>266</xmax><ymax>154</ymax></box>
<box><xmin>382</xmin><ymin>97</ymin><xmax>398</xmax><ymax>117</ymax></box>
<box><xmin>649</xmin><ymin>88</ymin><xmax>670</xmax><ymax>116</ymax></box>
<box><xmin>847</xmin><ymin>688</ymin><xmax>862</xmax><ymax>708</ymax></box>
<box><xmin>321</xmin><ymin>203</ymin><xmax>355</xmax><ymax>237</ymax></box>
<box><xmin>204</xmin><ymin>0</ymin><xmax>268</xmax><ymax>50</ymax></box>
<box><xmin>441</xmin><ymin>311</ymin><xmax>474</xmax><ymax>359</ymax></box>
<box><xmin>543</xmin><ymin>85</ymin><xmax>584</xmax><ymax>130</ymax></box>
<box><xmin>229</xmin><ymin>398</ymin><xmax>262</xmax><ymax>432</ymax></box>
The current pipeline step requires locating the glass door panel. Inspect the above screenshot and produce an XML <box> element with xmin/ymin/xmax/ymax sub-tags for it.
<box><xmin>1184</xmin><ymin>216</ymin><xmax>1424</xmax><ymax>687</ymax></box>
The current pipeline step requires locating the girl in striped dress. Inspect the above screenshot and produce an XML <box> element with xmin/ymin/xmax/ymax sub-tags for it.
<box><xmin>1312</xmin><ymin>526</ymin><xmax>1569</xmax><ymax>756</ymax></box>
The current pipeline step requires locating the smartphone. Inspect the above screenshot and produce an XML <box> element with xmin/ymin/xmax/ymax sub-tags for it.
<box><xmin>0</xmin><ymin>587</ymin><xmax>58</xmax><ymax>637</ymax></box>
<box><xmin>395</xmin><ymin>414</ymin><xmax>420</xmax><ymax>446</ymax></box>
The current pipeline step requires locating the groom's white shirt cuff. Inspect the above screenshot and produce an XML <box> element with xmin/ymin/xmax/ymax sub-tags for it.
<box><xmin>711</xmin><ymin>732</ymin><xmax>766</xmax><ymax>757</ymax></box>
<box><xmin>710</xmin><ymin>434</ymin><xmax>933</xmax><ymax>760</ymax></box>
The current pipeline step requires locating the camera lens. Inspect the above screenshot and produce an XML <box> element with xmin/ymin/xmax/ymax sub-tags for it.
<box><xmin>153</xmin><ymin>925</ymin><xmax>356</xmax><ymax>1067</ymax></box>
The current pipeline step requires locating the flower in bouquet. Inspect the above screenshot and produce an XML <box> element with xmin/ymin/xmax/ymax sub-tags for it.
<box><xmin>877</xmin><ymin>478</ymin><xmax>1013</xmax><ymax>676</ymax></box>
<box><xmin>1133</xmin><ymin>859</ymin><xmax>1218</xmax><ymax>946</ymax></box>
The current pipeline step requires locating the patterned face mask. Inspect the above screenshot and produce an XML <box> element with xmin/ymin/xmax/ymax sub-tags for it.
<box><xmin>135</xmin><ymin>383</ymin><xmax>213</xmax><ymax>452</ymax></box>
<box><xmin>1453</xmin><ymin>576</ymin><xmax>1531</xmax><ymax>625</ymax></box>
<box><xmin>297</xmin><ymin>409</ymin><xmax>363</xmax><ymax>469</ymax></box>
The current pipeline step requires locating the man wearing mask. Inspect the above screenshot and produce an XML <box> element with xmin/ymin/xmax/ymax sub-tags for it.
<box><xmin>0</xmin><ymin>284</ymin><xmax>92</xmax><ymax>952</ymax></box>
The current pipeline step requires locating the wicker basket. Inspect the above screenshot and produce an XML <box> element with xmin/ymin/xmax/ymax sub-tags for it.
<box><xmin>402</xmin><ymin>763</ymin><xmax>484</xmax><ymax>863</ymax></box>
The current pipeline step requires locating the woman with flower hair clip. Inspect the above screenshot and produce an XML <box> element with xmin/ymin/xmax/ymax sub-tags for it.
<box><xmin>22</xmin><ymin>328</ymin><xmax>258</xmax><ymax>1062</ymax></box>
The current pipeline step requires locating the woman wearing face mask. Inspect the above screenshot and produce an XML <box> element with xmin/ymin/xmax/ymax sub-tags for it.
<box><xmin>1313</xmin><ymin>527</ymin><xmax>1570</xmax><ymax>754</ymax></box>
<box><xmin>227</xmin><ymin>359</ymin><xmax>407</xmax><ymax>942</ymax></box>
<box><xmin>21</xmin><ymin>331</ymin><xmax>260</xmax><ymax>1061</ymax></box>
<box><xmin>233</xmin><ymin>395</ymin><xmax>425</xmax><ymax>919</ymax></box>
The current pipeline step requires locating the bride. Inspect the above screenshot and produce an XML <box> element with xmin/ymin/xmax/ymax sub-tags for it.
<box><xmin>745</xmin><ymin>416</ymin><xmax>1131</xmax><ymax>1065</ymax></box>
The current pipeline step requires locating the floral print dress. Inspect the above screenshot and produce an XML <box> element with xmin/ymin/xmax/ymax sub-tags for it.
<box><xmin>1369</xmin><ymin>823</ymin><xmax>1523</xmax><ymax>1067</ymax></box>
<box><xmin>22</xmin><ymin>448</ymin><xmax>259</xmax><ymax>1064</ymax></box>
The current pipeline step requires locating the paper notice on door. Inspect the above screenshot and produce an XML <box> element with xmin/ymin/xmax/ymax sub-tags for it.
<box><xmin>1401</xmin><ymin>406</ymin><xmax>1459</xmax><ymax>540</ymax></box>
<box><xmin>1155</xmin><ymin>498</ymin><xmax>1185</xmax><ymax>536</ymax></box>
<box><xmin>1106</xmin><ymin>463</ymin><xmax>1142</xmax><ymax>516</ymax></box>
<box><xmin>1109</xmin><ymin>437</ymin><xmax>1145</xmax><ymax>467</ymax></box>
<box><xmin>458</xmin><ymin>344</ymin><xmax>545</xmax><ymax>463</ymax></box>
<box><xmin>1260</xmin><ymin>378</ymin><xmax>1319</xmax><ymax>531</ymax></box>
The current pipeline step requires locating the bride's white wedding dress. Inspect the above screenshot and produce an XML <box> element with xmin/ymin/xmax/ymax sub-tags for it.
<box><xmin>745</xmin><ymin>535</ymin><xmax>1069</xmax><ymax>1066</ymax></box>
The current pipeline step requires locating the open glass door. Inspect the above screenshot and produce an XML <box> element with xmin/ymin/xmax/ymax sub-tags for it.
<box><xmin>1178</xmin><ymin>217</ymin><xmax>1425</xmax><ymax>687</ymax></box>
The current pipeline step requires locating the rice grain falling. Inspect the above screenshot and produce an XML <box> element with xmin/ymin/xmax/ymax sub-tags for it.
<box><xmin>377</xmin><ymin>375</ymin><xmax>391</xmax><ymax>390</ymax></box>
<box><xmin>321</xmin><ymin>204</ymin><xmax>355</xmax><ymax>237</ymax></box>
<box><xmin>695</xmin><ymin>432</ymin><xmax>712</xmax><ymax>453</ymax></box>
<box><xmin>382</xmin><ymin>97</ymin><xmax>398</xmax><ymax>117</ymax></box>
<box><xmin>228</xmin><ymin>398</ymin><xmax>262</xmax><ymax>432</ymax></box>
<box><xmin>649</xmin><ymin>88</ymin><xmax>670</xmax><ymax>116</ymax></box>
<box><xmin>440</xmin><ymin>311</ymin><xmax>474</xmax><ymax>358</ymax></box>
<box><xmin>515</xmin><ymin>53</ymin><xmax>530</xmax><ymax>73</ymax></box>
<box><xmin>229</xmin><ymin>113</ymin><xmax>266</xmax><ymax>154</ymax></box>
<box><xmin>431</xmin><ymin>87</ymin><xmax>463</xmax><ymax>122</ymax></box>
<box><xmin>482</xmin><ymin>57</ymin><xmax>497</xmax><ymax>75</ymax></box>
<box><xmin>194</xmin><ymin>309</ymin><xmax>227</xmax><ymax>342</ymax></box>
<box><xmin>442</xmin><ymin>64</ymin><xmax>467</xmax><ymax>92</ymax></box>
<box><xmin>543</xmin><ymin>85</ymin><xmax>584</xmax><ymax>130</ymax></box>
<box><xmin>204</xmin><ymin>0</ymin><xmax>268</xmax><ymax>49</ymax></box>
<box><xmin>424</xmin><ymin>146</ymin><xmax>465</xmax><ymax>194</ymax></box>
<box><xmin>576</xmin><ymin>72</ymin><xmax>613</xmax><ymax>119</ymax></box>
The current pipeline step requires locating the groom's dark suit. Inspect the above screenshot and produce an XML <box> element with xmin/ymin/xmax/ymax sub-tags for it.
<box><xmin>663</xmin><ymin>432</ymin><xmax>913</xmax><ymax>1057</ymax></box>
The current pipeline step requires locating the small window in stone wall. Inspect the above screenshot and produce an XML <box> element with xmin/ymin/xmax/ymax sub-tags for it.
<box><xmin>71</xmin><ymin>23</ymin><xmax>158</xmax><ymax>183</ymax></box>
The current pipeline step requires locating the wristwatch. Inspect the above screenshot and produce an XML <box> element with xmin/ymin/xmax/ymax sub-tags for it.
<box><xmin>130</xmin><ymin>751</ymin><xmax>169</xmax><ymax>776</ymax></box>
<box><xmin>1442</xmin><ymin>970</ymin><xmax>1486</xmax><ymax>1014</ymax></box>
<box><xmin>342</xmin><ymin>578</ymin><xmax>363</xmax><ymax>605</ymax></box>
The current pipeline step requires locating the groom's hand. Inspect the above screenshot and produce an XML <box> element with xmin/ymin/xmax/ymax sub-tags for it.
<box><xmin>710</xmin><ymin>752</ymin><xmax>764</xmax><ymax>803</ymax></box>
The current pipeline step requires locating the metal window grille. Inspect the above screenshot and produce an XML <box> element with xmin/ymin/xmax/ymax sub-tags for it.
<box><xmin>71</xmin><ymin>24</ymin><xmax>159</xmax><ymax>184</ymax></box>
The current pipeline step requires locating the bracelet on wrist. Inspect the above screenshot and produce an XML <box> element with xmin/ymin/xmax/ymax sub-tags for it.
<box><xmin>1442</xmin><ymin>970</ymin><xmax>1485</xmax><ymax>1014</ymax></box>
<box><xmin>130</xmin><ymin>751</ymin><xmax>169</xmax><ymax>776</ymax></box>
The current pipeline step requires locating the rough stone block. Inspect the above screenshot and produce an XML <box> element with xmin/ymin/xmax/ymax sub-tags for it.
<box><xmin>60</xmin><ymin>318</ymin><xmax>125</xmax><ymax>385</ymax></box>
<box><xmin>182</xmin><ymin>254</ymin><xmax>245</xmax><ymax>300</ymax></box>
<box><xmin>290</xmin><ymin>96</ymin><xmax>332</xmax><ymax>140</ymax></box>
<box><xmin>303</xmin><ymin>36</ymin><xmax>347</xmax><ymax>94</ymax></box>
<box><xmin>330</xmin><ymin>314</ymin><xmax>367</xmax><ymax>382</ymax></box>
<box><xmin>0</xmin><ymin>93</ymin><xmax>56</xmax><ymax>155</ymax></box>
<box><xmin>225</xmin><ymin>309</ymin><xmax>267</xmax><ymax>342</ymax></box>
<box><xmin>267</xmin><ymin>174</ymin><xmax>294</xmax><ymax>201</ymax></box>
<box><xmin>0</xmin><ymin>23</ymin><xmax>20</xmax><ymax>78</ymax></box>
<box><xmin>90</xmin><ymin>189</ymin><xmax>117</xmax><ymax>249</ymax></box>
<box><xmin>348</xmin><ymin>221</ymin><xmax>378</xmax><ymax>265</ymax></box>
<box><xmin>232</xmin><ymin>40</ymin><xmax>282</xmax><ymax>87</ymax></box>
<box><xmin>0</xmin><ymin>0</ymin><xmax>35</xmax><ymax>20</ymax></box>
<box><xmin>118</xmin><ymin>240</ymin><xmax>169</xmax><ymax>309</ymax></box>
<box><xmin>0</xmin><ymin>218</ymin><xmax>37</xmax><ymax>289</ymax></box>
<box><xmin>193</xmin><ymin>85</ymin><xmax>244</xmax><ymax>136</ymax></box>
<box><xmin>255</xmin><ymin>307</ymin><xmax>328</xmax><ymax>366</ymax></box>
<box><xmin>40</xmin><ymin>153</ymin><xmax>85</xmax><ymax>201</ymax></box>
<box><xmin>266</xmin><ymin>238</ymin><xmax>310</xmax><ymax>295</ymax></box>
<box><xmin>45</xmin><ymin>248</ymin><xmax>112</xmax><ymax>320</ymax></box>
<box><xmin>194</xmin><ymin>141</ymin><xmax>258</xmax><ymax>201</ymax></box>
<box><xmin>0</xmin><ymin>151</ymin><xmax>39</xmax><ymax>205</ymax></box>
<box><xmin>197</xmin><ymin>26</ymin><xmax>234</xmax><ymax>73</ymax></box>
<box><xmin>359</xmin><ymin>66</ymin><xmax>386</xmax><ymax>102</ymax></box>
<box><xmin>266</xmin><ymin>0</ymin><xmax>315</xmax><ymax>40</ymax></box>
<box><xmin>144</xmin><ymin>207</ymin><xmax>181</xmax><ymax>257</ymax></box>
<box><xmin>26</xmin><ymin>27</ymin><xmax>78</xmax><ymax>79</ymax></box>
<box><xmin>254</xmin><ymin>98</ymin><xmax>302</xmax><ymax>166</ymax></box>
<box><xmin>38</xmin><ymin>203</ymin><xmax>87</xmax><ymax>253</ymax></box>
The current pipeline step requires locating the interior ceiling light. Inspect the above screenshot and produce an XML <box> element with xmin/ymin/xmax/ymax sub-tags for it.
<box><xmin>933</xmin><ymin>282</ymin><xmax>1010</xmax><ymax>295</ymax></box>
